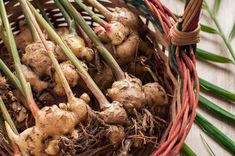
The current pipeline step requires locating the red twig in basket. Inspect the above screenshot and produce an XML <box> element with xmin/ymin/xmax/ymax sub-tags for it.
<box><xmin>144</xmin><ymin>0</ymin><xmax>177</xmax><ymax>37</ymax></box>
<box><xmin>149</xmin><ymin>0</ymin><xmax>203</xmax><ymax>155</ymax></box>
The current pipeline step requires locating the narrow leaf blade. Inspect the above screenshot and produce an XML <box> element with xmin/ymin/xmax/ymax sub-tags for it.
<box><xmin>212</xmin><ymin>0</ymin><xmax>221</xmax><ymax>15</ymax></box>
<box><xmin>199</xmin><ymin>95</ymin><xmax>235</xmax><ymax>123</ymax></box>
<box><xmin>229</xmin><ymin>22</ymin><xmax>235</xmax><ymax>40</ymax></box>
<box><xmin>200</xmin><ymin>134</ymin><xmax>216</xmax><ymax>156</ymax></box>
<box><xmin>181</xmin><ymin>143</ymin><xmax>196</xmax><ymax>156</ymax></box>
<box><xmin>196</xmin><ymin>48</ymin><xmax>235</xmax><ymax>64</ymax></box>
<box><xmin>199</xmin><ymin>78</ymin><xmax>235</xmax><ymax>102</ymax></box>
<box><xmin>200</xmin><ymin>24</ymin><xmax>218</xmax><ymax>34</ymax></box>
<box><xmin>195</xmin><ymin>113</ymin><xmax>235</xmax><ymax>154</ymax></box>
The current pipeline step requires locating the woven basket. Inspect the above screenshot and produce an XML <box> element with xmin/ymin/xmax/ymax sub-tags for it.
<box><xmin>0</xmin><ymin>0</ymin><xmax>202</xmax><ymax>155</ymax></box>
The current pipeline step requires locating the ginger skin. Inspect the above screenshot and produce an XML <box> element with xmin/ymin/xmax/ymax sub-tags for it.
<box><xmin>6</xmin><ymin>95</ymin><xmax>89</xmax><ymax>156</ymax></box>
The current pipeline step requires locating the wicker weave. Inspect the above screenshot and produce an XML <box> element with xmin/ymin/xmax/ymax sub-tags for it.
<box><xmin>0</xmin><ymin>0</ymin><xmax>202</xmax><ymax>155</ymax></box>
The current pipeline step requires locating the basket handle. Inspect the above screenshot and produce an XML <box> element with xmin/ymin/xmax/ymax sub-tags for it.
<box><xmin>144</xmin><ymin>0</ymin><xmax>203</xmax><ymax>156</ymax></box>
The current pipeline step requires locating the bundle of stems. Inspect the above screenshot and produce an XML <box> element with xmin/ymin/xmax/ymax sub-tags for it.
<box><xmin>27</xmin><ymin>1</ymin><xmax>107</xmax><ymax>106</ymax></box>
<box><xmin>19</xmin><ymin>0</ymin><xmax>75</xmax><ymax>102</ymax></box>
<box><xmin>0</xmin><ymin>0</ymin><xmax>39</xmax><ymax>117</ymax></box>
<box><xmin>28</xmin><ymin>1</ymin><xmax>129</xmax><ymax>125</ymax></box>
<box><xmin>58</xmin><ymin>0</ymin><xmax>125</xmax><ymax>80</ymax></box>
<box><xmin>0</xmin><ymin>98</ymin><xmax>21</xmax><ymax>156</ymax></box>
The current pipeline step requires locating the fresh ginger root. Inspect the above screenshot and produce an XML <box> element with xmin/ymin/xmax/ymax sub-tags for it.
<box><xmin>96</xmin><ymin>29</ymin><xmax>139</xmax><ymax>66</ymax></box>
<box><xmin>115</xmin><ymin>32</ymin><xmax>139</xmax><ymax>66</ymax></box>
<box><xmin>108</xmin><ymin>75</ymin><xmax>168</xmax><ymax>113</ymax></box>
<box><xmin>55</xmin><ymin>28</ymin><xmax>95</xmax><ymax>62</ymax></box>
<box><xmin>95</xmin><ymin>21</ymin><xmax>130</xmax><ymax>45</ymax></box>
<box><xmin>21</xmin><ymin>65</ymin><xmax>48</xmax><ymax>93</ymax></box>
<box><xmin>92</xmin><ymin>62</ymin><xmax>114</xmax><ymax>90</ymax></box>
<box><xmin>15</xmin><ymin>21</ymin><xmax>33</xmax><ymax>51</ymax></box>
<box><xmin>110</xmin><ymin>7</ymin><xmax>139</xmax><ymax>31</ymax></box>
<box><xmin>108</xmin><ymin>75</ymin><xmax>146</xmax><ymax>113</ymax></box>
<box><xmin>143</xmin><ymin>82</ymin><xmax>168</xmax><ymax>107</ymax></box>
<box><xmin>53</xmin><ymin>61</ymin><xmax>88</xmax><ymax>96</ymax></box>
<box><xmin>22</xmin><ymin>41</ymin><xmax>54</xmax><ymax>78</ymax></box>
<box><xmin>6</xmin><ymin>94</ymin><xmax>89</xmax><ymax>156</ymax></box>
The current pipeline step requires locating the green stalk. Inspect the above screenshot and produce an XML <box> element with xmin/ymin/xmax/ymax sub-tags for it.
<box><xmin>199</xmin><ymin>78</ymin><xmax>235</xmax><ymax>102</ymax></box>
<box><xmin>53</xmin><ymin>0</ymin><xmax>76</xmax><ymax>34</ymax></box>
<box><xmin>20</xmin><ymin>0</ymin><xmax>76</xmax><ymax>101</ymax></box>
<box><xmin>0</xmin><ymin>59</ymin><xmax>23</xmax><ymax>95</ymax></box>
<box><xmin>86</xmin><ymin>0</ymin><xmax>113</xmax><ymax>21</ymax></box>
<box><xmin>0</xmin><ymin>1</ymin><xmax>28</xmax><ymax>96</ymax></box>
<box><xmin>145</xmin><ymin>67</ymin><xmax>158</xmax><ymax>82</ymax></box>
<box><xmin>0</xmin><ymin>0</ymin><xmax>39</xmax><ymax>117</ymax></box>
<box><xmin>195</xmin><ymin>113</ymin><xmax>235</xmax><ymax>154</ymax></box>
<box><xmin>0</xmin><ymin>98</ymin><xmax>18</xmax><ymax>134</ymax></box>
<box><xmin>204</xmin><ymin>1</ymin><xmax>235</xmax><ymax>60</ymax></box>
<box><xmin>74</xmin><ymin>0</ymin><xmax>108</xmax><ymax>27</ymax></box>
<box><xmin>199</xmin><ymin>95</ymin><xmax>235</xmax><ymax>123</ymax></box>
<box><xmin>34</xmin><ymin>0</ymin><xmax>54</xmax><ymax>28</ymax></box>
<box><xmin>0</xmin><ymin>18</ymin><xmax>12</xmax><ymax>58</ymax></box>
<box><xmin>28</xmin><ymin>2</ymin><xmax>110</xmax><ymax>108</ymax></box>
<box><xmin>0</xmin><ymin>16</ymin><xmax>24</xmax><ymax>95</ymax></box>
<box><xmin>59</xmin><ymin>0</ymin><xmax>125</xmax><ymax>80</ymax></box>
<box><xmin>181</xmin><ymin>143</ymin><xmax>197</xmax><ymax>156</ymax></box>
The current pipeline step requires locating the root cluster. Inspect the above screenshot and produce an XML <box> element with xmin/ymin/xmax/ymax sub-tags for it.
<box><xmin>0</xmin><ymin>2</ymin><xmax>170</xmax><ymax>156</ymax></box>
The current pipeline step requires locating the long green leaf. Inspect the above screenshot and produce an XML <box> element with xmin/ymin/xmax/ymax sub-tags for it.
<box><xmin>181</xmin><ymin>143</ymin><xmax>197</xmax><ymax>156</ymax></box>
<box><xmin>196</xmin><ymin>48</ymin><xmax>235</xmax><ymax>64</ymax></box>
<box><xmin>199</xmin><ymin>95</ymin><xmax>235</xmax><ymax>123</ymax></box>
<box><xmin>229</xmin><ymin>22</ymin><xmax>235</xmax><ymax>40</ymax></box>
<box><xmin>0</xmin><ymin>59</ymin><xmax>23</xmax><ymax>94</ymax></box>
<box><xmin>199</xmin><ymin>78</ymin><xmax>235</xmax><ymax>102</ymax></box>
<box><xmin>195</xmin><ymin>113</ymin><xmax>235</xmax><ymax>154</ymax></box>
<box><xmin>200</xmin><ymin>24</ymin><xmax>218</xmax><ymax>34</ymax></box>
<box><xmin>212</xmin><ymin>0</ymin><xmax>221</xmax><ymax>15</ymax></box>
<box><xmin>0</xmin><ymin>0</ymin><xmax>32</xmax><ymax>98</ymax></box>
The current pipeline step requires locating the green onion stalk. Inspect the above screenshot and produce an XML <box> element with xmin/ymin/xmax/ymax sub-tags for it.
<box><xmin>0</xmin><ymin>0</ymin><xmax>39</xmax><ymax>117</ymax></box>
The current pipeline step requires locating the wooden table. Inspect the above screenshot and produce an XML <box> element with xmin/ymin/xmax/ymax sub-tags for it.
<box><xmin>162</xmin><ymin>0</ymin><xmax>235</xmax><ymax>155</ymax></box>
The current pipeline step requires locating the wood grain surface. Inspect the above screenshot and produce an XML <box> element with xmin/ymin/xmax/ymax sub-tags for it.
<box><xmin>162</xmin><ymin>0</ymin><xmax>235</xmax><ymax>155</ymax></box>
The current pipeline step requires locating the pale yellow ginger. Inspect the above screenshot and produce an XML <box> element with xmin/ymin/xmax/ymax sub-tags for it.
<box><xmin>108</xmin><ymin>76</ymin><xmax>146</xmax><ymax>113</ymax></box>
<box><xmin>6</xmin><ymin>95</ymin><xmax>89</xmax><ymax>156</ymax></box>
<box><xmin>21</xmin><ymin>65</ymin><xmax>48</xmax><ymax>93</ymax></box>
<box><xmin>108</xmin><ymin>76</ymin><xmax>168</xmax><ymax>113</ymax></box>
<box><xmin>143</xmin><ymin>82</ymin><xmax>168</xmax><ymax>107</ymax></box>
<box><xmin>55</xmin><ymin>30</ymin><xmax>94</xmax><ymax>62</ymax></box>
